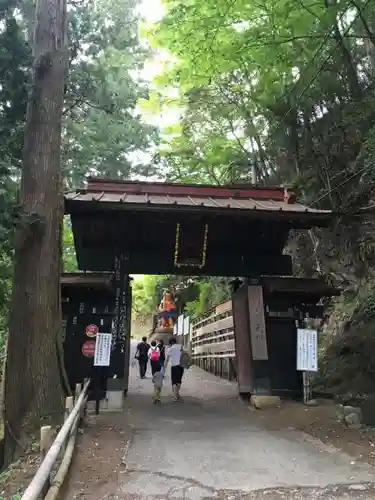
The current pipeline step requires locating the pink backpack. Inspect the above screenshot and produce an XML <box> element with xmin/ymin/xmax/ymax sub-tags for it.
<box><xmin>150</xmin><ymin>348</ymin><xmax>160</xmax><ymax>361</ymax></box>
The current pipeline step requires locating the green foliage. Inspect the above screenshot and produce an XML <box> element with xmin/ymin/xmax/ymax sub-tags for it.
<box><xmin>0</xmin><ymin>0</ymin><xmax>30</xmax><ymax>349</ymax></box>
<box><xmin>132</xmin><ymin>275</ymin><xmax>163</xmax><ymax>325</ymax></box>
<box><xmin>0</xmin><ymin>0</ymin><xmax>157</xmax><ymax>357</ymax></box>
<box><xmin>150</xmin><ymin>0</ymin><xmax>375</xmax><ymax>210</ymax></box>
<box><xmin>62</xmin><ymin>217</ymin><xmax>78</xmax><ymax>272</ymax></box>
<box><xmin>131</xmin><ymin>275</ymin><xmax>231</xmax><ymax>323</ymax></box>
<box><xmin>317</xmin><ymin>282</ymin><xmax>375</xmax><ymax>395</ymax></box>
<box><xmin>62</xmin><ymin>0</ymin><xmax>158</xmax><ymax>186</ymax></box>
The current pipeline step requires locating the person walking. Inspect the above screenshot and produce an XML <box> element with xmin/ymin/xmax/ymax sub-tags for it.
<box><xmin>135</xmin><ymin>336</ymin><xmax>150</xmax><ymax>379</ymax></box>
<box><xmin>152</xmin><ymin>369</ymin><xmax>164</xmax><ymax>404</ymax></box>
<box><xmin>157</xmin><ymin>339</ymin><xmax>166</xmax><ymax>372</ymax></box>
<box><xmin>165</xmin><ymin>337</ymin><xmax>185</xmax><ymax>401</ymax></box>
<box><xmin>148</xmin><ymin>340</ymin><xmax>161</xmax><ymax>375</ymax></box>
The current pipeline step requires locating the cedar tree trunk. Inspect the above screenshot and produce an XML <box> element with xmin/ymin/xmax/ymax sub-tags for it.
<box><xmin>3</xmin><ymin>0</ymin><xmax>68</xmax><ymax>465</ymax></box>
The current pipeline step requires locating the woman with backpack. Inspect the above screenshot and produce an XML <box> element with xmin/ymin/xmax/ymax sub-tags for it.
<box><xmin>148</xmin><ymin>340</ymin><xmax>161</xmax><ymax>375</ymax></box>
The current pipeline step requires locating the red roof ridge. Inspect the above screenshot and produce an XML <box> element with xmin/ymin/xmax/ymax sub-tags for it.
<box><xmin>84</xmin><ymin>177</ymin><xmax>295</xmax><ymax>203</ymax></box>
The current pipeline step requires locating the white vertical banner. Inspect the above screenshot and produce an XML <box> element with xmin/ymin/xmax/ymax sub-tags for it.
<box><xmin>173</xmin><ymin>322</ymin><xmax>177</xmax><ymax>335</ymax></box>
<box><xmin>177</xmin><ymin>314</ymin><xmax>184</xmax><ymax>336</ymax></box>
<box><xmin>183</xmin><ymin>316</ymin><xmax>190</xmax><ymax>337</ymax></box>
<box><xmin>94</xmin><ymin>333</ymin><xmax>112</xmax><ymax>367</ymax></box>
<box><xmin>297</xmin><ymin>329</ymin><xmax>318</xmax><ymax>372</ymax></box>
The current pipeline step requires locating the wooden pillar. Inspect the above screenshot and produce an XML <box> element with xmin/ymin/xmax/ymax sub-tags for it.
<box><xmin>123</xmin><ymin>277</ymin><xmax>132</xmax><ymax>394</ymax></box>
<box><xmin>232</xmin><ymin>283</ymin><xmax>253</xmax><ymax>394</ymax></box>
<box><xmin>247</xmin><ymin>284</ymin><xmax>269</xmax><ymax>395</ymax></box>
<box><xmin>111</xmin><ymin>254</ymin><xmax>129</xmax><ymax>390</ymax></box>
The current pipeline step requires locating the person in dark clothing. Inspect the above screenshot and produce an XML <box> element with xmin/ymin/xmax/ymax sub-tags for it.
<box><xmin>135</xmin><ymin>336</ymin><xmax>150</xmax><ymax>378</ymax></box>
<box><xmin>148</xmin><ymin>340</ymin><xmax>161</xmax><ymax>375</ymax></box>
<box><xmin>157</xmin><ymin>339</ymin><xmax>166</xmax><ymax>371</ymax></box>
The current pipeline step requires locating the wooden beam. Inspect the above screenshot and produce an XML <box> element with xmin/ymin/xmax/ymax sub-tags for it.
<box><xmin>75</xmin><ymin>249</ymin><xmax>292</xmax><ymax>277</ymax></box>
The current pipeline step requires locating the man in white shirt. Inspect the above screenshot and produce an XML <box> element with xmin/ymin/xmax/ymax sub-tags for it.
<box><xmin>165</xmin><ymin>337</ymin><xmax>184</xmax><ymax>401</ymax></box>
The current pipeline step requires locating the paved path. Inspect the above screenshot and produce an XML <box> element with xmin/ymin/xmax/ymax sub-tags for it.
<box><xmin>65</xmin><ymin>340</ymin><xmax>375</xmax><ymax>499</ymax></box>
<box><xmin>113</xmin><ymin>341</ymin><xmax>375</xmax><ymax>498</ymax></box>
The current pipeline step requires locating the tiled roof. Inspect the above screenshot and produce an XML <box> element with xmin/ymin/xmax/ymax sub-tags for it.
<box><xmin>65</xmin><ymin>178</ymin><xmax>332</xmax><ymax>217</ymax></box>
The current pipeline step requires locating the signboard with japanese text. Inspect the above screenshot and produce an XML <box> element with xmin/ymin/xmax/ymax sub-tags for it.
<box><xmin>297</xmin><ymin>329</ymin><xmax>318</xmax><ymax>372</ymax></box>
<box><xmin>247</xmin><ymin>285</ymin><xmax>268</xmax><ymax>360</ymax></box>
<box><xmin>94</xmin><ymin>333</ymin><xmax>112</xmax><ymax>367</ymax></box>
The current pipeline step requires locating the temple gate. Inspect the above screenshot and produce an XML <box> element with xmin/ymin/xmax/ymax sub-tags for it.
<box><xmin>65</xmin><ymin>178</ymin><xmax>333</xmax><ymax>400</ymax></box>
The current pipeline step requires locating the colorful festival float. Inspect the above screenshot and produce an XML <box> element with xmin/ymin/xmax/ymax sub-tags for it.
<box><xmin>149</xmin><ymin>290</ymin><xmax>179</xmax><ymax>343</ymax></box>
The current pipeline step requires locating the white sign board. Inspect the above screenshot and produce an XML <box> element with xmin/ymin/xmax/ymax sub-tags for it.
<box><xmin>177</xmin><ymin>314</ymin><xmax>184</xmax><ymax>336</ymax></box>
<box><xmin>183</xmin><ymin>316</ymin><xmax>190</xmax><ymax>336</ymax></box>
<box><xmin>173</xmin><ymin>323</ymin><xmax>177</xmax><ymax>335</ymax></box>
<box><xmin>297</xmin><ymin>329</ymin><xmax>318</xmax><ymax>372</ymax></box>
<box><xmin>94</xmin><ymin>333</ymin><xmax>112</xmax><ymax>367</ymax></box>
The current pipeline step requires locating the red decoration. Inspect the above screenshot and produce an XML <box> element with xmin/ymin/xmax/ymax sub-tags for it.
<box><xmin>82</xmin><ymin>340</ymin><xmax>96</xmax><ymax>357</ymax></box>
<box><xmin>85</xmin><ymin>324</ymin><xmax>99</xmax><ymax>338</ymax></box>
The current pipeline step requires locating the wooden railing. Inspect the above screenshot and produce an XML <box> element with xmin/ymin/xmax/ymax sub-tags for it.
<box><xmin>21</xmin><ymin>379</ymin><xmax>91</xmax><ymax>500</ymax></box>
<box><xmin>191</xmin><ymin>300</ymin><xmax>236</xmax><ymax>381</ymax></box>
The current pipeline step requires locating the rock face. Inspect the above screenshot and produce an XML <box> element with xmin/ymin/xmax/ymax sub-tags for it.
<box><xmin>250</xmin><ymin>395</ymin><xmax>282</xmax><ymax>409</ymax></box>
<box><xmin>337</xmin><ymin>404</ymin><xmax>363</xmax><ymax>430</ymax></box>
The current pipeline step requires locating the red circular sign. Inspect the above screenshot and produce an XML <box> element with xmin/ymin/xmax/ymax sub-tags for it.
<box><xmin>82</xmin><ymin>340</ymin><xmax>96</xmax><ymax>357</ymax></box>
<box><xmin>85</xmin><ymin>324</ymin><xmax>99</xmax><ymax>338</ymax></box>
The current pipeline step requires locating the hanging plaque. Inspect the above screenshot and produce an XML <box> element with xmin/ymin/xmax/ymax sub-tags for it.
<box><xmin>297</xmin><ymin>329</ymin><xmax>318</xmax><ymax>372</ymax></box>
<box><xmin>247</xmin><ymin>285</ymin><xmax>268</xmax><ymax>360</ymax></box>
<box><xmin>94</xmin><ymin>333</ymin><xmax>112</xmax><ymax>367</ymax></box>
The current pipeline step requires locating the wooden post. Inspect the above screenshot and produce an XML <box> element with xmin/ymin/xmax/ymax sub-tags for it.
<box><xmin>303</xmin><ymin>372</ymin><xmax>313</xmax><ymax>404</ymax></box>
<box><xmin>75</xmin><ymin>383</ymin><xmax>82</xmax><ymax>421</ymax></box>
<box><xmin>40</xmin><ymin>425</ymin><xmax>53</xmax><ymax>497</ymax></box>
<box><xmin>95</xmin><ymin>367</ymin><xmax>101</xmax><ymax>415</ymax></box>
<box><xmin>75</xmin><ymin>383</ymin><xmax>82</xmax><ymax>401</ymax></box>
<box><xmin>83</xmin><ymin>378</ymin><xmax>89</xmax><ymax>417</ymax></box>
<box><xmin>64</xmin><ymin>396</ymin><xmax>74</xmax><ymax>422</ymax></box>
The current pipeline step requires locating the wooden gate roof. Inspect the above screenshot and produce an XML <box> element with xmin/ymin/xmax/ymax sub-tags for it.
<box><xmin>65</xmin><ymin>178</ymin><xmax>333</xmax><ymax>275</ymax></box>
<box><xmin>65</xmin><ymin>178</ymin><xmax>331</xmax><ymax>222</ymax></box>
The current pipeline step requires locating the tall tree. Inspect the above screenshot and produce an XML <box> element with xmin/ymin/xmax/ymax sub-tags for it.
<box><xmin>0</xmin><ymin>3</ymin><xmax>30</xmax><ymax>341</ymax></box>
<box><xmin>3</xmin><ymin>0</ymin><xmax>68</xmax><ymax>463</ymax></box>
<box><xmin>62</xmin><ymin>0</ymin><xmax>158</xmax><ymax>187</ymax></box>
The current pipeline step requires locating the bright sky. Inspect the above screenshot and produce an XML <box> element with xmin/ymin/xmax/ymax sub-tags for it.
<box><xmin>137</xmin><ymin>0</ymin><xmax>180</xmax><ymax>127</ymax></box>
<box><xmin>127</xmin><ymin>0</ymin><xmax>182</xmax><ymax>174</ymax></box>
<box><xmin>138</xmin><ymin>0</ymin><xmax>165</xmax><ymax>23</ymax></box>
